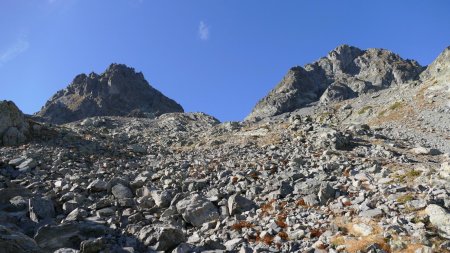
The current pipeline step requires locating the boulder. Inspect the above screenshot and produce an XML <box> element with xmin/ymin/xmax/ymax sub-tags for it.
<box><xmin>0</xmin><ymin>225</ymin><xmax>41</xmax><ymax>253</ymax></box>
<box><xmin>0</xmin><ymin>100</ymin><xmax>29</xmax><ymax>146</ymax></box>
<box><xmin>29</xmin><ymin>197</ymin><xmax>55</xmax><ymax>222</ymax></box>
<box><xmin>228</xmin><ymin>194</ymin><xmax>256</xmax><ymax>215</ymax></box>
<box><xmin>2</xmin><ymin>127</ymin><xmax>26</xmax><ymax>146</ymax></box>
<box><xmin>111</xmin><ymin>184</ymin><xmax>133</xmax><ymax>199</ymax></box>
<box><xmin>425</xmin><ymin>204</ymin><xmax>450</xmax><ymax>239</ymax></box>
<box><xmin>151</xmin><ymin>226</ymin><xmax>186</xmax><ymax>251</ymax></box>
<box><xmin>17</xmin><ymin>158</ymin><xmax>37</xmax><ymax>172</ymax></box>
<box><xmin>151</xmin><ymin>190</ymin><xmax>172</xmax><ymax>208</ymax></box>
<box><xmin>439</xmin><ymin>162</ymin><xmax>450</xmax><ymax>179</ymax></box>
<box><xmin>87</xmin><ymin>179</ymin><xmax>108</xmax><ymax>192</ymax></box>
<box><xmin>353</xmin><ymin>223</ymin><xmax>373</xmax><ymax>236</ymax></box>
<box><xmin>176</xmin><ymin>194</ymin><xmax>219</xmax><ymax>227</ymax></box>
<box><xmin>34</xmin><ymin>222</ymin><xmax>107</xmax><ymax>252</ymax></box>
<box><xmin>317</xmin><ymin>182</ymin><xmax>336</xmax><ymax>204</ymax></box>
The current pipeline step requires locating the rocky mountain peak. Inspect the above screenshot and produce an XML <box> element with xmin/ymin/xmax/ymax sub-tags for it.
<box><xmin>326</xmin><ymin>44</ymin><xmax>364</xmax><ymax>69</ymax></box>
<box><xmin>246</xmin><ymin>45</ymin><xmax>425</xmax><ymax>121</ymax></box>
<box><xmin>421</xmin><ymin>46</ymin><xmax>450</xmax><ymax>81</ymax></box>
<box><xmin>37</xmin><ymin>64</ymin><xmax>183</xmax><ymax>124</ymax></box>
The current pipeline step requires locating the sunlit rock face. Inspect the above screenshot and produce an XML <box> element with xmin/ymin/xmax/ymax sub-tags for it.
<box><xmin>246</xmin><ymin>45</ymin><xmax>424</xmax><ymax>121</ymax></box>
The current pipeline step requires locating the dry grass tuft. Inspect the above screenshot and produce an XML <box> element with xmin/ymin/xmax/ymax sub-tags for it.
<box><xmin>296</xmin><ymin>198</ymin><xmax>307</xmax><ymax>207</ymax></box>
<box><xmin>358</xmin><ymin>105</ymin><xmax>373</xmax><ymax>115</ymax></box>
<box><xmin>231</xmin><ymin>221</ymin><xmax>254</xmax><ymax>231</ymax></box>
<box><xmin>257</xmin><ymin>234</ymin><xmax>274</xmax><ymax>245</ymax></box>
<box><xmin>310</xmin><ymin>228</ymin><xmax>324</xmax><ymax>238</ymax></box>
<box><xmin>389</xmin><ymin>101</ymin><xmax>404</xmax><ymax>110</ymax></box>
<box><xmin>397</xmin><ymin>193</ymin><xmax>414</xmax><ymax>204</ymax></box>
<box><xmin>260</xmin><ymin>199</ymin><xmax>276</xmax><ymax>215</ymax></box>
<box><xmin>345</xmin><ymin>238</ymin><xmax>391</xmax><ymax>253</ymax></box>
<box><xmin>277</xmin><ymin>231</ymin><xmax>289</xmax><ymax>241</ymax></box>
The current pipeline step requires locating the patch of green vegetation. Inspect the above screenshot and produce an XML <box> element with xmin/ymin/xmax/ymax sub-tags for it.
<box><xmin>317</xmin><ymin>112</ymin><xmax>331</xmax><ymax>123</ymax></box>
<box><xmin>358</xmin><ymin>106</ymin><xmax>373</xmax><ymax>115</ymax></box>
<box><xmin>393</xmin><ymin>169</ymin><xmax>422</xmax><ymax>183</ymax></box>
<box><xmin>397</xmin><ymin>193</ymin><xmax>414</xmax><ymax>204</ymax></box>
<box><xmin>378</xmin><ymin>109</ymin><xmax>387</xmax><ymax>117</ymax></box>
<box><xmin>389</xmin><ymin>101</ymin><xmax>404</xmax><ymax>110</ymax></box>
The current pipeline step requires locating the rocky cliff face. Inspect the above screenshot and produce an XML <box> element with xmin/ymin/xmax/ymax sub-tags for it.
<box><xmin>36</xmin><ymin>64</ymin><xmax>183</xmax><ymax>124</ymax></box>
<box><xmin>0</xmin><ymin>101</ymin><xmax>29</xmax><ymax>146</ymax></box>
<box><xmin>246</xmin><ymin>45</ymin><xmax>424</xmax><ymax>121</ymax></box>
<box><xmin>420</xmin><ymin>46</ymin><xmax>450</xmax><ymax>86</ymax></box>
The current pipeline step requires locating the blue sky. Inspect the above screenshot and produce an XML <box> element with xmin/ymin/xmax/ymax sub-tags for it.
<box><xmin>1</xmin><ymin>0</ymin><xmax>449</xmax><ymax>121</ymax></box>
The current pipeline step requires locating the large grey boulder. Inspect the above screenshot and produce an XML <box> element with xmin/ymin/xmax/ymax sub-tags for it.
<box><xmin>246</xmin><ymin>45</ymin><xmax>424</xmax><ymax>121</ymax></box>
<box><xmin>36</xmin><ymin>63</ymin><xmax>184</xmax><ymax>124</ymax></box>
<box><xmin>176</xmin><ymin>194</ymin><xmax>219</xmax><ymax>227</ymax></box>
<box><xmin>29</xmin><ymin>197</ymin><xmax>55</xmax><ymax>223</ymax></box>
<box><xmin>0</xmin><ymin>100</ymin><xmax>29</xmax><ymax>146</ymax></box>
<box><xmin>228</xmin><ymin>194</ymin><xmax>256</xmax><ymax>215</ymax></box>
<box><xmin>34</xmin><ymin>222</ymin><xmax>107</xmax><ymax>252</ymax></box>
<box><xmin>138</xmin><ymin>225</ymin><xmax>186</xmax><ymax>251</ymax></box>
<box><xmin>111</xmin><ymin>184</ymin><xmax>133</xmax><ymax>199</ymax></box>
<box><xmin>87</xmin><ymin>179</ymin><xmax>108</xmax><ymax>192</ymax></box>
<box><xmin>0</xmin><ymin>225</ymin><xmax>41</xmax><ymax>253</ymax></box>
<box><xmin>425</xmin><ymin>204</ymin><xmax>450</xmax><ymax>239</ymax></box>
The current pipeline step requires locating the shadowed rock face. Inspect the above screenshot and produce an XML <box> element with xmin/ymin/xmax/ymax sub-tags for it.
<box><xmin>0</xmin><ymin>101</ymin><xmax>29</xmax><ymax>146</ymax></box>
<box><xmin>37</xmin><ymin>63</ymin><xmax>183</xmax><ymax>124</ymax></box>
<box><xmin>246</xmin><ymin>45</ymin><xmax>424</xmax><ymax>121</ymax></box>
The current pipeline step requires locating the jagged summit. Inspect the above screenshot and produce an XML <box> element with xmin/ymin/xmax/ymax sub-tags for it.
<box><xmin>37</xmin><ymin>63</ymin><xmax>183</xmax><ymax>124</ymax></box>
<box><xmin>246</xmin><ymin>45</ymin><xmax>424</xmax><ymax>121</ymax></box>
<box><xmin>421</xmin><ymin>46</ymin><xmax>450</xmax><ymax>82</ymax></box>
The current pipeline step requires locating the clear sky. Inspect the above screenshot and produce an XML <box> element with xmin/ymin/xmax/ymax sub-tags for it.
<box><xmin>1</xmin><ymin>0</ymin><xmax>449</xmax><ymax>121</ymax></box>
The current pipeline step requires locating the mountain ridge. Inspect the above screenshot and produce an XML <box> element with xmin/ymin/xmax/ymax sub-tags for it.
<box><xmin>246</xmin><ymin>44</ymin><xmax>425</xmax><ymax>121</ymax></box>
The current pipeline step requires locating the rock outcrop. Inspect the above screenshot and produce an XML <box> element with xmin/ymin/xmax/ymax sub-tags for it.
<box><xmin>36</xmin><ymin>64</ymin><xmax>183</xmax><ymax>124</ymax></box>
<box><xmin>246</xmin><ymin>45</ymin><xmax>424</xmax><ymax>121</ymax></box>
<box><xmin>420</xmin><ymin>46</ymin><xmax>450</xmax><ymax>82</ymax></box>
<box><xmin>0</xmin><ymin>101</ymin><xmax>29</xmax><ymax>146</ymax></box>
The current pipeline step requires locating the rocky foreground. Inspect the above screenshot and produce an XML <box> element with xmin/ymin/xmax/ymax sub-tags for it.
<box><xmin>1</xmin><ymin>107</ymin><xmax>450</xmax><ymax>252</ymax></box>
<box><xmin>0</xmin><ymin>44</ymin><xmax>449</xmax><ymax>253</ymax></box>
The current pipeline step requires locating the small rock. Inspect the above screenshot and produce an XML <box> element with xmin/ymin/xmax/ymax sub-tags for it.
<box><xmin>111</xmin><ymin>184</ymin><xmax>133</xmax><ymax>199</ymax></box>
<box><xmin>359</xmin><ymin>208</ymin><xmax>383</xmax><ymax>218</ymax></box>
<box><xmin>411</xmin><ymin>146</ymin><xmax>440</xmax><ymax>155</ymax></box>
<box><xmin>17</xmin><ymin>158</ymin><xmax>37</xmax><ymax>172</ymax></box>
<box><xmin>353</xmin><ymin>223</ymin><xmax>373</xmax><ymax>236</ymax></box>
<box><xmin>87</xmin><ymin>179</ymin><xmax>108</xmax><ymax>192</ymax></box>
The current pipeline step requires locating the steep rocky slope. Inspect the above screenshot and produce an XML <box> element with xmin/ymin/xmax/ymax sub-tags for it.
<box><xmin>246</xmin><ymin>45</ymin><xmax>424</xmax><ymax>121</ymax></box>
<box><xmin>274</xmin><ymin>46</ymin><xmax>450</xmax><ymax>154</ymax></box>
<box><xmin>1</xmin><ymin>112</ymin><xmax>449</xmax><ymax>252</ymax></box>
<box><xmin>36</xmin><ymin>64</ymin><xmax>183</xmax><ymax>124</ymax></box>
